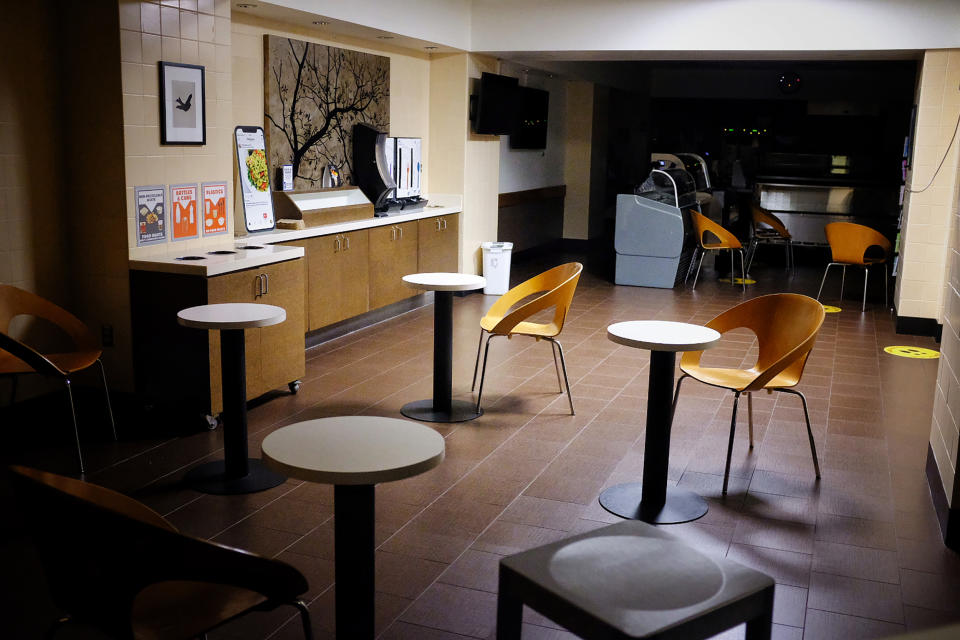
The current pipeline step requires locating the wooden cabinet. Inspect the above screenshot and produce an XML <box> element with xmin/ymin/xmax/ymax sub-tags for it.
<box><xmin>418</xmin><ymin>214</ymin><xmax>459</xmax><ymax>273</ymax></box>
<box><xmin>369</xmin><ymin>221</ymin><xmax>419</xmax><ymax>310</ymax></box>
<box><xmin>287</xmin><ymin>230</ymin><xmax>369</xmax><ymax>331</ymax></box>
<box><xmin>130</xmin><ymin>258</ymin><xmax>306</xmax><ymax>421</ymax></box>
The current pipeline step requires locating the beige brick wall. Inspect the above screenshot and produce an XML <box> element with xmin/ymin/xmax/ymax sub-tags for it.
<box><xmin>897</xmin><ymin>50</ymin><xmax>960</xmax><ymax>321</ymax></box>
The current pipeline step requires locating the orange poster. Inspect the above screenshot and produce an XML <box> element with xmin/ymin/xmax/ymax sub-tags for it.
<box><xmin>170</xmin><ymin>183</ymin><xmax>199</xmax><ymax>241</ymax></box>
<box><xmin>201</xmin><ymin>181</ymin><xmax>229</xmax><ymax>236</ymax></box>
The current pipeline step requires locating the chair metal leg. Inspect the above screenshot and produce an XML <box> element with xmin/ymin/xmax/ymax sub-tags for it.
<box><xmin>723</xmin><ymin>392</ymin><xmax>741</xmax><ymax>496</ymax></box>
<box><xmin>816</xmin><ymin>263</ymin><xmax>832</xmax><ymax>301</ymax></box>
<box><xmin>96</xmin><ymin>358</ymin><xmax>117</xmax><ymax>441</ymax></box>
<box><xmin>746</xmin><ymin>237</ymin><xmax>758</xmax><ymax>273</ymax></box>
<box><xmin>840</xmin><ymin>265</ymin><xmax>847</xmax><ymax>301</ymax></box>
<box><xmin>884</xmin><ymin>263</ymin><xmax>889</xmax><ymax>309</ymax></box>
<box><xmin>747</xmin><ymin>392</ymin><xmax>754</xmax><ymax>449</ymax></box>
<box><xmin>471</xmin><ymin>329</ymin><xmax>487</xmax><ymax>392</ymax></box>
<box><xmin>862</xmin><ymin>265</ymin><xmax>869</xmax><ymax>313</ymax></box>
<box><xmin>475</xmin><ymin>335</ymin><xmax>501</xmax><ymax>414</ymax></box>
<box><xmin>64</xmin><ymin>378</ymin><xmax>84</xmax><ymax>475</ymax></box>
<box><xmin>692</xmin><ymin>249</ymin><xmax>706</xmax><ymax>290</ymax></box>
<box><xmin>778</xmin><ymin>388</ymin><xmax>821</xmax><ymax>478</ymax></box>
<box><xmin>550</xmin><ymin>339</ymin><xmax>563</xmax><ymax>392</ymax></box>
<box><xmin>685</xmin><ymin>246</ymin><xmax>699</xmax><ymax>283</ymax></box>
<box><xmin>739</xmin><ymin>249</ymin><xmax>747</xmax><ymax>293</ymax></box>
<box><xmin>548</xmin><ymin>337</ymin><xmax>575</xmax><ymax>415</ymax></box>
<box><xmin>292</xmin><ymin>599</ymin><xmax>314</xmax><ymax>640</ymax></box>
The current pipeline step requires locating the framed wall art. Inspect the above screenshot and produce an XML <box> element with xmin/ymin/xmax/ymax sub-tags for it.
<box><xmin>159</xmin><ymin>61</ymin><xmax>206</xmax><ymax>145</ymax></box>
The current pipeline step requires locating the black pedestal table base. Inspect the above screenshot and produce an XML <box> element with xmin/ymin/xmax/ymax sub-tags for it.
<box><xmin>599</xmin><ymin>483</ymin><xmax>708</xmax><ymax>524</ymax></box>
<box><xmin>184</xmin><ymin>459</ymin><xmax>286</xmax><ymax>495</ymax></box>
<box><xmin>401</xmin><ymin>398</ymin><xmax>483</xmax><ymax>422</ymax></box>
<box><xmin>335</xmin><ymin>484</ymin><xmax>375</xmax><ymax>640</ymax></box>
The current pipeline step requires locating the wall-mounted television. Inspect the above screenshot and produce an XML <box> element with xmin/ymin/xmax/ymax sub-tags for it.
<box><xmin>471</xmin><ymin>72</ymin><xmax>518</xmax><ymax>135</ymax></box>
<box><xmin>510</xmin><ymin>86</ymin><xmax>549</xmax><ymax>149</ymax></box>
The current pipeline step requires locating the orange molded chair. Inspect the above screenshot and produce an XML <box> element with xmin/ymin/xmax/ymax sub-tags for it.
<box><xmin>0</xmin><ymin>285</ymin><xmax>116</xmax><ymax>474</ymax></box>
<box><xmin>746</xmin><ymin>204</ymin><xmax>794</xmax><ymax>273</ymax></box>
<box><xmin>8</xmin><ymin>465</ymin><xmax>314</xmax><ymax>639</ymax></box>
<box><xmin>816</xmin><ymin>222</ymin><xmax>892</xmax><ymax>312</ymax></box>
<box><xmin>688</xmin><ymin>210</ymin><xmax>746</xmax><ymax>292</ymax></box>
<box><xmin>472</xmin><ymin>263</ymin><xmax>583</xmax><ymax>415</ymax></box>
<box><xmin>672</xmin><ymin>294</ymin><xmax>825</xmax><ymax>495</ymax></box>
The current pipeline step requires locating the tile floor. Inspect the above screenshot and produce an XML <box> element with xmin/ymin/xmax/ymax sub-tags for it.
<box><xmin>5</xmin><ymin>253</ymin><xmax>960</xmax><ymax>639</ymax></box>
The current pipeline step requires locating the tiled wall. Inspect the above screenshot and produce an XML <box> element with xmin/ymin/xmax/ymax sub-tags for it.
<box><xmin>930</xmin><ymin>160</ymin><xmax>960</xmax><ymax>507</ymax></box>
<box><xmin>119</xmin><ymin>0</ymin><xmax>234</xmax><ymax>258</ymax></box>
<box><xmin>896</xmin><ymin>50</ymin><xmax>960</xmax><ymax>321</ymax></box>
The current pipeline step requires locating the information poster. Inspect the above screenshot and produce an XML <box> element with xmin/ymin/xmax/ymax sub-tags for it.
<box><xmin>235</xmin><ymin>126</ymin><xmax>275</xmax><ymax>232</ymax></box>
<box><xmin>170</xmin><ymin>183</ymin><xmax>199</xmax><ymax>241</ymax></box>
<box><xmin>201</xmin><ymin>181</ymin><xmax>229</xmax><ymax>236</ymax></box>
<box><xmin>135</xmin><ymin>185</ymin><xmax>166</xmax><ymax>246</ymax></box>
<box><xmin>395</xmin><ymin>137</ymin><xmax>422</xmax><ymax>198</ymax></box>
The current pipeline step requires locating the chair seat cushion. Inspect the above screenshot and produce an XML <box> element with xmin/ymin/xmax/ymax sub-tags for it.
<box><xmin>481</xmin><ymin>315</ymin><xmax>559</xmax><ymax>338</ymax></box>
<box><xmin>132</xmin><ymin>580</ymin><xmax>269</xmax><ymax>640</ymax></box>
<box><xmin>680</xmin><ymin>364</ymin><xmax>798</xmax><ymax>391</ymax></box>
<box><xmin>0</xmin><ymin>349</ymin><xmax>101</xmax><ymax>375</ymax></box>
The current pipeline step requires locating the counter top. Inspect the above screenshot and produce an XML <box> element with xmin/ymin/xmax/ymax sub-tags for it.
<box><xmin>253</xmin><ymin>193</ymin><xmax>462</xmax><ymax>244</ymax></box>
<box><xmin>129</xmin><ymin>243</ymin><xmax>304</xmax><ymax>277</ymax></box>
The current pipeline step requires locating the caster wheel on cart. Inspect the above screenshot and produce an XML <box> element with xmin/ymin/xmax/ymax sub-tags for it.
<box><xmin>288</xmin><ymin>380</ymin><xmax>301</xmax><ymax>395</ymax></box>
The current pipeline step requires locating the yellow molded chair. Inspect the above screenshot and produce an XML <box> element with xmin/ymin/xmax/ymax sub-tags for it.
<box><xmin>688</xmin><ymin>210</ymin><xmax>746</xmax><ymax>292</ymax></box>
<box><xmin>816</xmin><ymin>222</ymin><xmax>892</xmax><ymax>312</ymax></box>
<box><xmin>672</xmin><ymin>294</ymin><xmax>825</xmax><ymax>495</ymax></box>
<box><xmin>8</xmin><ymin>465</ymin><xmax>314</xmax><ymax>640</ymax></box>
<box><xmin>746</xmin><ymin>204</ymin><xmax>794</xmax><ymax>273</ymax></box>
<box><xmin>472</xmin><ymin>262</ymin><xmax>583</xmax><ymax>415</ymax></box>
<box><xmin>0</xmin><ymin>285</ymin><xmax>116</xmax><ymax>474</ymax></box>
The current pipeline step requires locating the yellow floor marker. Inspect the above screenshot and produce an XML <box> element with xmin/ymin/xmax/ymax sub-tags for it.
<box><xmin>884</xmin><ymin>346</ymin><xmax>940</xmax><ymax>359</ymax></box>
<box><xmin>822</xmin><ymin>305</ymin><xmax>842</xmax><ymax>313</ymax></box>
<box><xmin>728</xmin><ymin>277</ymin><xmax>757</xmax><ymax>285</ymax></box>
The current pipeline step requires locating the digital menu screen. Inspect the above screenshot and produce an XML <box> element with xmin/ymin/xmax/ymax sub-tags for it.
<box><xmin>235</xmin><ymin>126</ymin><xmax>275</xmax><ymax>232</ymax></box>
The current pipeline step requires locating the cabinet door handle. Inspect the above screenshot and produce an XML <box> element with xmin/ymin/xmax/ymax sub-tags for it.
<box><xmin>345</xmin><ymin>235</ymin><xmax>350</xmax><ymax>250</ymax></box>
<box><xmin>255</xmin><ymin>274</ymin><xmax>263</xmax><ymax>298</ymax></box>
<box><xmin>435</xmin><ymin>218</ymin><xmax>441</xmax><ymax>231</ymax></box>
<box><xmin>441</xmin><ymin>218</ymin><xmax>447</xmax><ymax>230</ymax></box>
<box><xmin>263</xmin><ymin>272</ymin><xmax>269</xmax><ymax>295</ymax></box>
<box><xmin>390</xmin><ymin>226</ymin><xmax>396</xmax><ymax>241</ymax></box>
<box><xmin>398</xmin><ymin>225</ymin><xmax>403</xmax><ymax>240</ymax></box>
<box><xmin>334</xmin><ymin>235</ymin><xmax>341</xmax><ymax>252</ymax></box>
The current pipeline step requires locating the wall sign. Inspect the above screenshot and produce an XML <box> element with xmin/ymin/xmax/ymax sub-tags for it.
<box><xmin>170</xmin><ymin>183</ymin><xmax>199</xmax><ymax>241</ymax></box>
<box><xmin>135</xmin><ymin>185</ymin><xmax>166</xmax><ymax>246</ymax></box>
<box><xmin>159</xmin><ymin>61</ymin><xmax>206</xmax><ymax>145</ymax></box>
<box><xmin>201</xmin><ymin>181</ymin><xmax>229</xmax><ymax>236</ymax></box>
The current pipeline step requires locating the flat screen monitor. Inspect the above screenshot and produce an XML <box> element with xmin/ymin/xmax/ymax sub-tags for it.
<box><xmin>472</xmin><ymin>72</ymin><xmax>518</xmax><ymax>135</ymax></box>
<box><xmin>510</xmin><ymin>86</ymin><xmax>549</xmax><ymax>149</ymax></box>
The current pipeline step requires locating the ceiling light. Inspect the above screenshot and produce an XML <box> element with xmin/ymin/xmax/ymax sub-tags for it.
<box><xmin>312</xmin><ymin>20</ymin><xmax>329</xmax><ymax>26</ymax></box>
<box><xmin>376</xmin><ymin>35</ymin><xmax>395</xmax><ymax>40</ymax></box>
<box><xmin>235</xmin><ymin>3</ymin><xmax>257</xmax><ymax>8</ymax></box>
<box><xmin>425</xmin><ymin>46</ymin><xmax>438</xmax><ymax>50</ymax></box>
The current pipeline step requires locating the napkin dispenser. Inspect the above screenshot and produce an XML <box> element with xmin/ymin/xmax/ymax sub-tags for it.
<box><xmin>272</xmin><ymin>187</ymin><xmax>374</xmax><ymax>228</ymax></box>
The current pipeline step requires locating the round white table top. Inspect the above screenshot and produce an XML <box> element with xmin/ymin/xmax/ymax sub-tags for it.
<box><xmin>260</xmin><ymin>416</ymin><xmax>445</xmax><ymax>485</ymax></box>
<box><xmin>177</xmin><ymin>303</ymin><xmax>286</xmax><ymax>330</ymax></box>
<box><xmin>402</xmin><ymin>272</ymin><xmax>486</xmax><ymax>292</ymax></box>
<box><xmin>607</xmin><ymin>320</ymin><xmax>721</xmax><ymax>352</ymax></box>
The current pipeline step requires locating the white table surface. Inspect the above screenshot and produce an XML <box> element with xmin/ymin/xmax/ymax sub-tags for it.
<box><xmin>261</xmin><ymin>416</ymin><xmax>445</xmax><ymax>485</ymax></box>
<box><xmin>177</xmin><ymin>303</ymin><xmax>287</xmax><ymax>330</ymax></box>
<box><xmin>402</xmin><ymin>272</ymin><xmax>486</xmax><ymax>292</ymax></box>
<box><xmin>607</xmin><ymin>320</ymin><xmax>721</xmax><ymax>352</ymax></box>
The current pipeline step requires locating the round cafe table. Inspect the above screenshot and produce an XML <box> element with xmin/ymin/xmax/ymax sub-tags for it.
<box><xmin>400</xmin><ymin>272</ymin><xmax>486</xmax><ymax>423</ymax></box>
<box><xmin>177</xmin><ymin>303</ymin><xmax>287</xmax><ymax>495</ymax></box>
<box><xmin>261</xmin><ymin>416</ymin><xmax>445</xmax><ymax>640</ymax></box>
<box><xmin>599</xmin><ymin>320</ymin><xmax>721</xmax><ymax>524</ymax></box>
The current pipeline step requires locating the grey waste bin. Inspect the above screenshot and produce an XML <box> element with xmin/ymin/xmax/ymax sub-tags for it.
<box><xmin>481</xmin><ymin>242</ymin><xmax>512</xmax><ymax>295</ymax></box>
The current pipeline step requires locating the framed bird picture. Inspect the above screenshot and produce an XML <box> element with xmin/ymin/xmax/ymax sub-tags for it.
<box><xmin>159</xmin><ymin>61</ymin><xmax>206</xmax><ymax>145</ymax></box>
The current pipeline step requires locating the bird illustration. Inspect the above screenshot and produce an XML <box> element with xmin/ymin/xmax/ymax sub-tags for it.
<box><xmin>176</xmin><ymin>93</ymin><xmax>193</xmax><ymax>111</ymax></box>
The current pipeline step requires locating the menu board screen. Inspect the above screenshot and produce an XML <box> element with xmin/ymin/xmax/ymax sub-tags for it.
<box><xmin>235</xmin><ymin>126</ymin><xmax>275</xmax><ymax>232</ymax></box>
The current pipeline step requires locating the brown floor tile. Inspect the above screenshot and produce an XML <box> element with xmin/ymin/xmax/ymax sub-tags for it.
<box><xmin>812</xmin><ymin>540</ymin><xmax>900</xmax><ymax>584</ymax></box>
<box><xmin>727</xmin><ymin>543</ymin><xmax>812</xmax><ymax>588</ymax></box>
<box><xmin>802</xmin><ymin>609</ymin><xmax>905</xmax><ymax>639</ymax></box>
<box><xmin>400</xmin><ymin>583</ymin><xmax>498</xmax><ymax>639</ymax></box>
<box><xmin>807</xmin><ymin>571</ymin><xmax>904</xmax><ymax>623</ymax></box>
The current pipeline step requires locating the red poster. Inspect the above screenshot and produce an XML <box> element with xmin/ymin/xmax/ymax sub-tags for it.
<box><xmin>170</xmin><ymin>183</ymin><xmax>199</xmax><ymax>241</ymax></box>
<box><xmin>202</xmin><ymin>181</ymin><xmax>229</xmax><ymax>236</ymax></box>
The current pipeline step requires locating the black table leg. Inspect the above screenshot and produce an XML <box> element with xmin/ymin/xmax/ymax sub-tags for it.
<box><xmin>402</xmin><ymin>290</ymin><xmax>482</xmax><ymax>423</ymax></box>
<box><xmin>599</xmin><ymin>350</ymin><xmax>708</xmax><ymax>524</ymax></box>
<box><xmin>185</xmin><ymin>328</ymin><xmax>286</xmax><ymax>494</ymax></box>
<box><xmin>335</xmin><ymin>484</ymin><xmax>375</xmax><ymax>640</ymax></box>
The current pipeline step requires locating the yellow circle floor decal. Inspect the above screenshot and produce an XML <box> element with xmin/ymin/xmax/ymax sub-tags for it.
<box><xmin>884</xmin><ymin>346</ymin><xmax>940</xmax><ymax>359</ymax></box>
<box><xmin>822</xmin><ymin>305</ymin><xmax>842</xmax><ymax>313</ymax></box>
<box><xmin>729</xmin><ymin>277</ymin><xmax>757</xmax><ymax>285</ymax></box>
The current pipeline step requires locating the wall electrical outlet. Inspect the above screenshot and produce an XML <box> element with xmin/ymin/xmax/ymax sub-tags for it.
<box><xmin>101</xmin><ymin>324</ymin><xmax>114</xmax><ymax>347</ymax></box>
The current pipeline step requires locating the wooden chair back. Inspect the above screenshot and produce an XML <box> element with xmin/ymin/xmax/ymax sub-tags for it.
<box><xmin>690</xmin><ymin>210</ymin><xmax>742</xmax><ymax>250</ymax></box>
<box><xmin>0</xmin><ymin>285</ymin><xmax>99</xmax><ymax>354</ymax></box>
<box><xmin>824</xmin><ymin>222</ymin><xmax>891</xmax><ymax>265</ymax></box>
<box><xmin>751</xmin><ymin>205</ymin><xmax>791</xmax><ymax>239</ymax></box>
<box><xmin>8</xmin><ymin>465</ymin><xmax>308</xmax><ymax>639</ymax></box>
<box><xmin>681</xmin><ymin>293</ymin><xmax>825</xmax><ymax>391</ymax></box>
<box><xmin>488</xmin><ymin>262</ymin><xmax>583</xmax><ymax>336</ymax></box>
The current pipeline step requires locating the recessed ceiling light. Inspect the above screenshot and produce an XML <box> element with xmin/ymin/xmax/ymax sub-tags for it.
<box><xmin>235</xmin><ymin>3</ymin><xmax>257</xmax><ymax>8</ymax></box>
<box><xmin>376</xmin><ymin>35</ymin><xmax>395</xmax><ymax>40</ymax></box>
<box><xmin>312</xmin><ymin>21</ymin><xmax>329</xmax><ymax>26</ymax></box>
<box><xmin>425</xmin><ymin>46</ymin><xmax>438</xmax><ymax>50</ymax></box>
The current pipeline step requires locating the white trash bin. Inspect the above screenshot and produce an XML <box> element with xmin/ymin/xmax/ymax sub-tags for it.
<box><xmin>481</xmin><ymin>241</ymin><xmax>513</xmax><ymax>295</ymax></box>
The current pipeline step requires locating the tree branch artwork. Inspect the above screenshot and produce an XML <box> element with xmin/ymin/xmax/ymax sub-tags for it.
<box><xmin>265</xmin><ymin>36</ymin><xmax>390</xmax><ymax>188</ymax></box>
